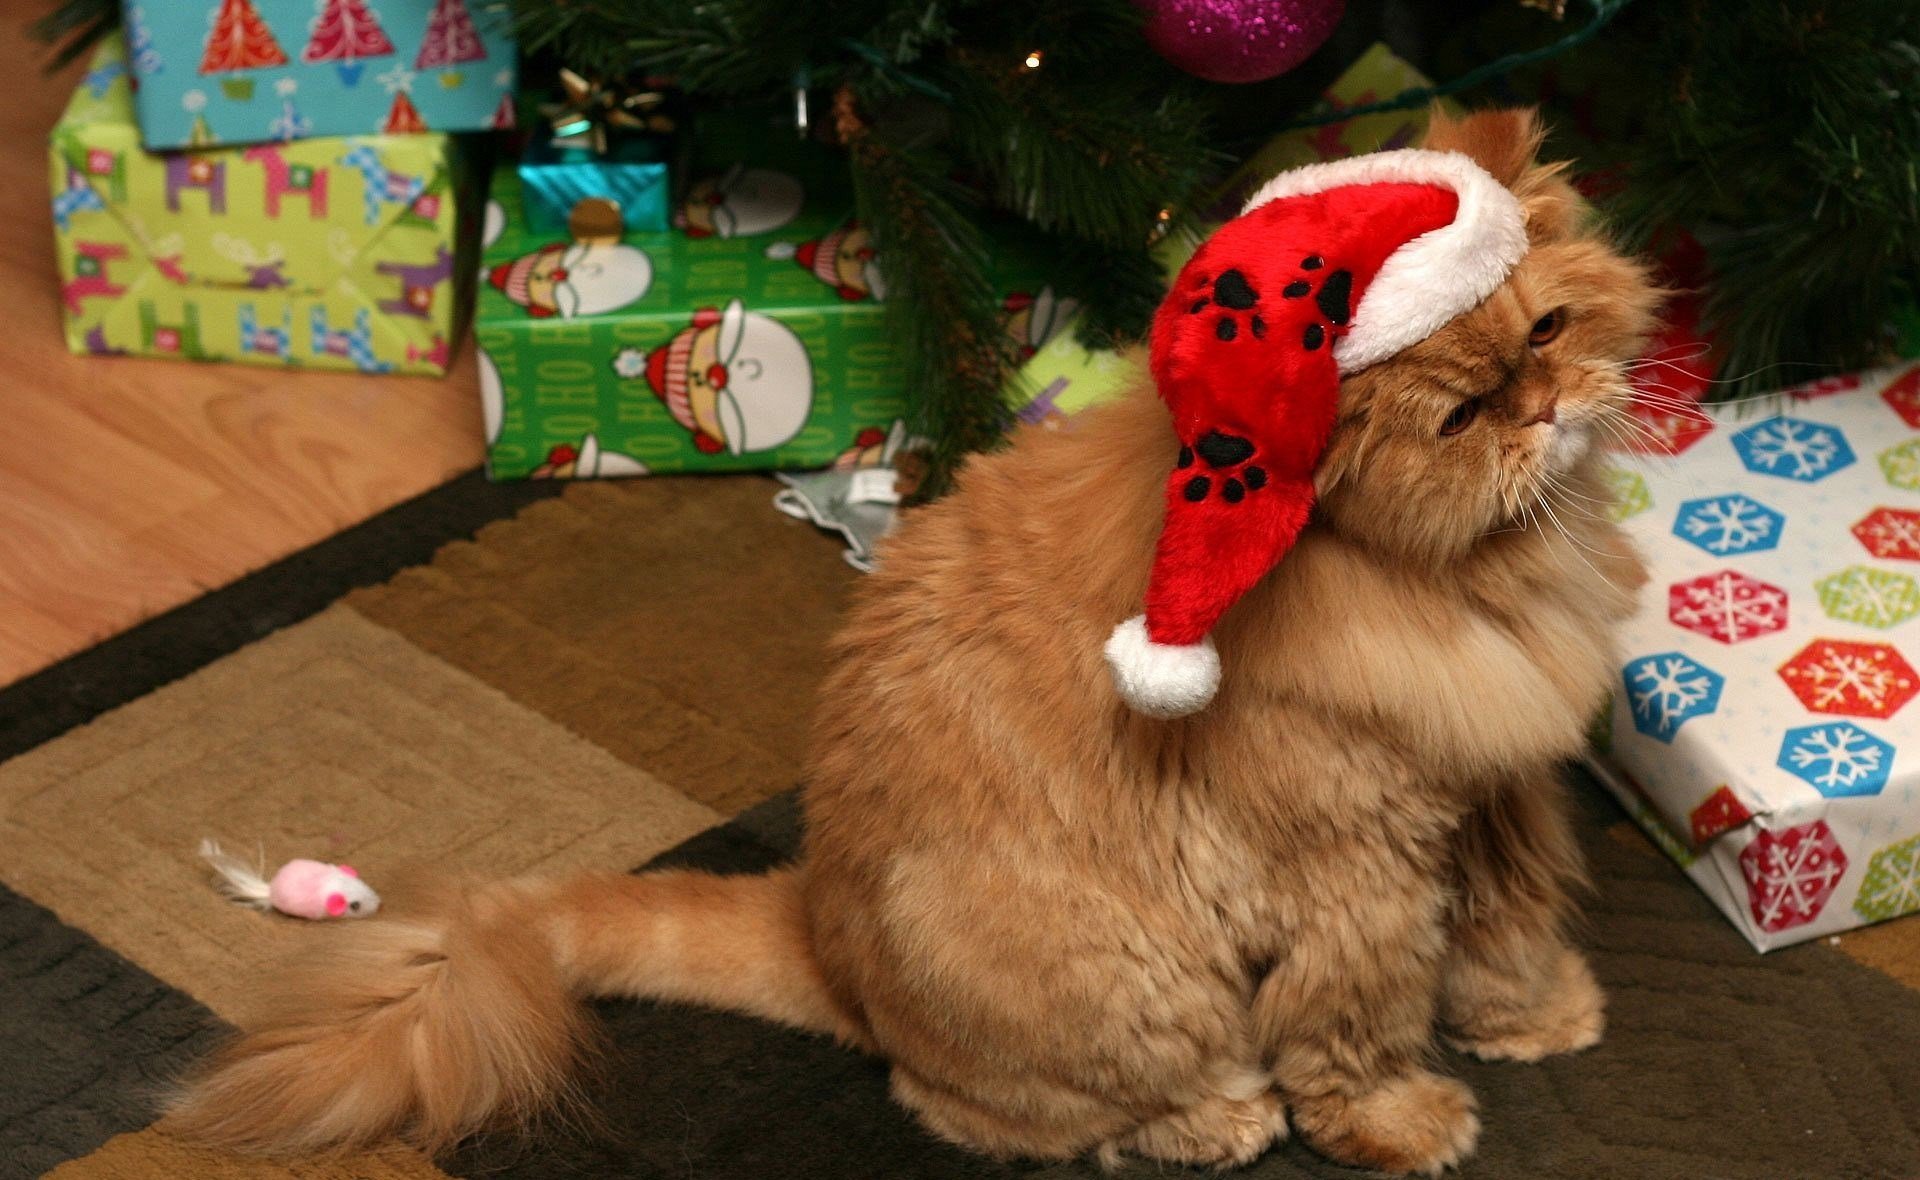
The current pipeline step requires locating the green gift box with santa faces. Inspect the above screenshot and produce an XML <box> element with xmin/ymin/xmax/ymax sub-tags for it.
<box><xmin>475</xmin><ymin>113</ymin><xmax>1078</xmax><ymax>479</ymax></box>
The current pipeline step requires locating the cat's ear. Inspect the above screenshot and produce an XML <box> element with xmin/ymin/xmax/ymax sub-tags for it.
<box><xmin>1420</xmin><ymin>106</ymin><xmax>1544</xmax><ymax>191</ymax></box>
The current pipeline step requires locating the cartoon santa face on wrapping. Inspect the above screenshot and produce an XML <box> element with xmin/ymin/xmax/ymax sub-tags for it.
<box><xmin>676</xmin><ymin>166</ymin><xmax>805</xmax><ymax>239</ymax></box>
<box><xmin>531</xmin><ymin>434</ymin><xmax>648</xmax><ymax>479</ymax></box>
<box><xmin>1104</xmin><ymin>149</ymin><xmax>1530</xmax><ymax>719</ymax></box>
<box><xmin>1001</xmin><ymin>286</ymin><xmax>1079</xmax><ymax>358</ymax></box>
<box><xmin>615</xmin><ymin>299</ymin><xmax>814</xmax><ymax>456</ymax></box>
<box><xmin>486</xmin><ymin>197</ymin><xmax>654</xmax><ymax>319</ymax></box>
<box><xmin>488</xmin><ymin>238</ymin><xmax>654</xmax><ymax>318</ymax></box>
<box><xmin>766</xmin><ymin>220</ymin><xmax>885</xmax><ymax>301</ymax></box>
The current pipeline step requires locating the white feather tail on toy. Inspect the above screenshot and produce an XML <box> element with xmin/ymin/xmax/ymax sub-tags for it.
<box><xmin>199</xmin><ymin>839</ymin><xmax>274</xmax><ymax>910</ymax></box>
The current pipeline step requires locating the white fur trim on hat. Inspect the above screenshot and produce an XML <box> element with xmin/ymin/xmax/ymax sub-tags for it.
<box><xmin>1104</xmin><ymin>615</ymin><xmax>1220</xmax><ymax>718</ymax></box>
<box><xmin>1241</xmin><ymin>149</ymin><xmax>1528</xmax><ymax>375</ymax></box>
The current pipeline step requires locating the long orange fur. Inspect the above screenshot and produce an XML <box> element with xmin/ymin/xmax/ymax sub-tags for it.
<box><xmin>167</xmin><ymin>109</ymin><xmax>1660</xmax><ymax>1175</ymax></box>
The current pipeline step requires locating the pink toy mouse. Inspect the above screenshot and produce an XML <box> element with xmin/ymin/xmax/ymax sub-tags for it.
<box><xmin>198</xmin><ymin>839</ymin><xmax>381</xmax><ymax>920</ymax></box>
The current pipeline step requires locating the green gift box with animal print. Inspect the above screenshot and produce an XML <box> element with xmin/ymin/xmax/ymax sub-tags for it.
<box><xmin>476</xmin><ymin>112</ymin><xmax>1074</xmax><ymax>479</ymax></box>
<box><xmin>49</xmin><ymin>33</ymin><xmax>474</xmax><ymax>375</ymax></box>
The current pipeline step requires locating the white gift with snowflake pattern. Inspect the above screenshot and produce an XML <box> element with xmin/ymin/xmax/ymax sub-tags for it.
<box><xmin>1591</xmin><ymin>364</ymin><xmax>1920</xmax><ymax>950</ymax></box>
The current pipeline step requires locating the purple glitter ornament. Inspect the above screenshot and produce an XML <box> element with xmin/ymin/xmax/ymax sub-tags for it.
<box><xmin>1139</xmin><ymin>0</ymin><xmax>1345</xmax><ymax>84</ymax></box>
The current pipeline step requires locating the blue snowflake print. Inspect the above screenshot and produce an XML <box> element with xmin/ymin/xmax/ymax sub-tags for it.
<box><xmin>1672</xmin><ymin>494</ymin><xmax>1785</xmax><ymax>556</ymax></box>
<box><xmin>1731</xmin><ymin>417</ymin><xmax>1856</xmax><ymax>482</ymax></box>
<box><xmin>1623</xmin><ymin>652</ymin><xmax>1725</xmax><ymax>742</ymax></box>
<box><xmin>1777</xmin><ymin>723</ymin><xmax>1896</xmax><ymax>797</ymax></box>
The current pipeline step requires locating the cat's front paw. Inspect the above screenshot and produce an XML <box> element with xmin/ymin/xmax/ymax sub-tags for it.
<box><xmin>1291</xmin><ymin>1071</ymin><xmax>1479</xmax><ymax>1177</ymax></box>
<box><xmin>1449</xmin><ymin>946</ymin><xmax>1606</xmax><ymax>1063</ymax></box>
<box><xmin>1114</xmin><ymin>1088</ymin><xmax>1288</xmax><ymax>1168</ymax></box>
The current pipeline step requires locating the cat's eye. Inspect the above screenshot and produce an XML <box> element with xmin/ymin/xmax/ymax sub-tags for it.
<box><xmin>1529</xmin><ymin>308</ymin><xmax>1567</xmax><ymax>347</ymax></box>
<box><xmin>1439</xmin><ymin>398</ymin><xmax>1481</xmax><ymax>437</ymax></box>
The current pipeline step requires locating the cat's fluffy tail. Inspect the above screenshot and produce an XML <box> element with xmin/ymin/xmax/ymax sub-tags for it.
<box><xmin>166</xmin><ymin>866</ymin><xmax>853</xmax><ymax>1156</ymax></box>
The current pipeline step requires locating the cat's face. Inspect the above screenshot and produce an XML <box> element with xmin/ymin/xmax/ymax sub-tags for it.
<box><xmin>1314</xmin><ymin>110</ymin><xmax>1661</xmax><ymax>564</ymax></box>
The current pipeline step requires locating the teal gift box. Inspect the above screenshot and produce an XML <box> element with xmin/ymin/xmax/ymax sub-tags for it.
<box><xmin>517</xmin><ymin>137</ymin><xmax>671</xmax><ymax>234</ymax></box>
<box><xmin>120</xmin><ymin>0</ymin><xmax>517</xmax><ymax>150</ymax></box>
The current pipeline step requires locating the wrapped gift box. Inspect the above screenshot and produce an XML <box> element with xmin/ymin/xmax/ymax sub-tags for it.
<box><xmin>516</xmin><ymin>136</ymin><xmax>672</xmax><ymax>235</ymax></box>
<box><xmin>475</xmin><ymin>112</ymin><xmax>1062</xmax><ymax>479</ymax></box>
<box><xmin>51</xmin><ymin>34</ymin><xmax>474</xmax><ymax>375</ymax></box>
<box><xmin>1591</xmin><ymin>364</ymin><xmax>1920</xmax><ymax>950</ymax></box>
<box><xmin>512</xmin><ymin>74</ymin><xmax>685</xmax><ymax>235</ymax></box>
<box><xmin>122</xmin><ymin>0</ymin><xmax>515</xmax><ymax>150</ymax></box>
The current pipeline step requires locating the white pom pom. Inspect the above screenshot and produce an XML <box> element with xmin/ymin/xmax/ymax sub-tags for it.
<box><xmin>1104</xmin><ymin>616</ymin><xmax>1220</xmax><ymax>718</ymax></box>
<box><xmin>763</xmin><ymin>241</ymin><xmax>797</xmax><ymax>260</ymax></box>
<box><xmin>611</xmin><ymin>347</ymin><xmax>647</xmax><ymax>379</ymax></box>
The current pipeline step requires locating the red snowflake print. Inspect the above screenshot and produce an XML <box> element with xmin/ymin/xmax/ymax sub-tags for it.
<box><xmin>1779</xmin><ymin>639</ymin><xmax>1920</xmax><ymax>720</ymax></box>
<box><xmin>1782</xmin><ymin>372</ymin><xmax>1863</xmax><ymax>401</ymax></box>
<box><xmin>1689</xmin><ymin>785</ymin><xmax>1752</xmax><ymax>846</ymax></box>
<box><xmin>1617</xmin><ymin>309</ymin><xmax>1715</xmax><ymax>455</ymax></box>
<box><xmin>1618</xmin><ymin>399</ymin><xmax>1714</xmax><ymax>456</ymax></box>
<box><xmin>1738</xmin><ymin>821</ymin><xmax>1848</xmax><ymax>934</ymax></box>
<box><xmin>1853</xmin><ymin>507</ymin><xmax>1920</xmax><ymax>562</ymax></box>
<box><xmin>1881</xmin><ymin>365</ymin><xmax>1920</xmax><ymax>429</ymax></box>
<box><xmin>1668</xmin><ymin>570</ymin><xmax>1789</xmax><ymax>644</ymax></box>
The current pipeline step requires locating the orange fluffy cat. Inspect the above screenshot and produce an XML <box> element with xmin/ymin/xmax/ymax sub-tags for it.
<box><xmin>170</xmin><ymin>109</ymin><xmax>1658</xmax><ymax>1175</ymax></box>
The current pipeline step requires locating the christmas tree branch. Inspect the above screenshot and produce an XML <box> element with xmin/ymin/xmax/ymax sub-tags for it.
<box><xmin>502</xmin><ymin>0</ymin><xmax>837</xmax><ymax>92</ymax></box>
<box><xmin>1593</xmin><ymin>0</ymin><xmax>1920</xmax><ymax>394</ymax></box>
<box><xmin>838</xmin><ymin>85</ymin><xmax>1022</xmax><ymax>499</ymax></box>
<box><xmin>31</xmin><ymin>0</ymin><xmax>117</xmax><ymax>69</ymax></box>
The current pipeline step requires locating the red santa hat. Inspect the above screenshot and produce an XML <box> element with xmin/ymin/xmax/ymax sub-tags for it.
<box><xmin>487</xmin><ymin>244</ymin><xmax>564</xmax><ymax>316</ymax></box>
<box><xmin>644</xmin><ymin>306</ymin><xmax>727</xmax><ymax>451</ymax></box>
<box><xmin>1105</xmin><ymin>149</ymin><xmax>1530</xmax><ymax>717</ymax></box>
<box><xmin>766</xmin><ymin>225</ymin><xmax>872</xmax><ymax>301</ymax></box>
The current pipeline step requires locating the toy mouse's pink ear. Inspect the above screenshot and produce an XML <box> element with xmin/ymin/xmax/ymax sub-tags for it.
<box><xmin>325</xmin><ymin>892</ymin><xmax>348</xmax><ymax>917</ymax></box>
<box><xmin>337</xmin><ymin>864</ymin><xmax>358</xmax><ymax>878</ymax></box>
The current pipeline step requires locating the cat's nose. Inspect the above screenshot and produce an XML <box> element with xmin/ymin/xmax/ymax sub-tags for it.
<box><xmin>1527</xmin><ymin>395</ymin><xmax>1559</xmax><ymax>426</ymax></box>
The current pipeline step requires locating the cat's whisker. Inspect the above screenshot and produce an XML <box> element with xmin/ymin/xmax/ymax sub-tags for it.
<box><xmin>1543</xmin><ymin>480</ymin><xmax>1606</xmax><ymax>523</ymax></box>
<box><xmin>1622</xmin><ymin>351</ymin><xmax>1829</xmax><ymax>393</ymax></box>
<box><xmin>1591</xmin><ymin>409</ymin><xmax>1670</xmax><ymax>457</ymax></box>
<box><xmin>1540</xmin><ymin>478</ymin><xmax>1610</xmax><ymax>512</ymax></box>
<box><xmin>1535</xmin><ymin>493</ymin><xmax>1610</xmax><ymax>584</ymax></box>
<box><xmin>1600</xmin><ymin>400</ymin><xmax>1675</xmax><ymax>442</ymax></box>
<box><xmin>1622</xmin><ymin>342</ymin><xmax>1714</xmax><ymax>367</ymax></box>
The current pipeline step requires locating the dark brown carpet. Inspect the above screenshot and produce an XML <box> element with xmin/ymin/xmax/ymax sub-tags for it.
<box><xmin>0</xmin><ymin>884</ymin><xmax>222</xmax><ymax>1179</ymax></box>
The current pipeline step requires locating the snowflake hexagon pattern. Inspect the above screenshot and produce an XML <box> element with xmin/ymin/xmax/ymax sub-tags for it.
<box><xmin>1879</xmin><ymin>440</ymin><xmax>1920</xmax><ymax>491</ymax></box>
<box><xmin>1853</xmin><ymin>832</ymin><xmax>1920</xmax><ymax>923</ymax></box>
<box><xmin>1668</xmin><ymin>570</ymin><xmax>1789</xmax><ymax>644</ymax></box>
<box><xmin>1852</xmin><ymin>507</ymin><xmax>1920</xmax><ymax>561</ymax></box>
<box><xmin>1738</xmin><ymin>821</ymin><xmax>1849</xmax><ymax>934</ymax></box>
<box><xmin>1815</xmin><ymin>566</ymin><xmax>1920</xmax><ymax>629</ymax></box>
<box><xmin>1879</xmin><ymin>365</ymin><xmax>1920</xmax><ymax>429</ymax></box>
<box><xmin>1603</xmin><ymin>467</ymin><xmax>1652</xmax><ymax>522</ymax></box>
<box><xmin>1623</xmin><ymin>652</ymin><xmax>1724</xmax><ymax>742</ymax></box>
<box><xmin>1730</xmin><ymin>416</ymin><xmax>1856</xmax><ymax>482</ymax></box>
<box><xmin>1672</xmin><ymin>494</ymin><xmax>1784</xmax><ymax>557</ymax></box>
<box><xmin>1776</xmin><ymin>723</ymin><xmax>1896</xmax><ymax>797</ymax></box>
<box><xmin>1779</xmin><ymin>640</ymin><xmax>1920</xmax><ymax>719</ymax></box>
<box><xmin>1781</xmin><ymin>372</ymin><xmax>1864</xmax><ymax>401</ymax></box>
<box><xmin>1689</xmin><ymin>784</ymin><xmax>1753</xmax><ymax>846</ymax></box>
<box><xmin>1619</xmin><ymin>401</ymin><xmax>1714</xmax><ymax>457</ymax></box>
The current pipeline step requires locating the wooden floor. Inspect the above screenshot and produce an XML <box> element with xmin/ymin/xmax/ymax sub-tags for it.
<box><xmin>0</xmin><ymin>11</ymin><xmax>485</xmax><ymax>689</ymax></box>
